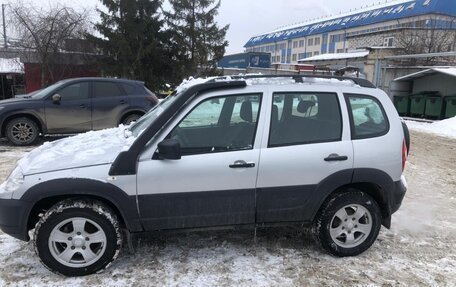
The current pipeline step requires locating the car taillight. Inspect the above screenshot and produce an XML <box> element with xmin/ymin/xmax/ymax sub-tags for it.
<box><xmin>402</xmin><ymin>139</ymin><xmax>407</xmax><ymax>172</ymax></box>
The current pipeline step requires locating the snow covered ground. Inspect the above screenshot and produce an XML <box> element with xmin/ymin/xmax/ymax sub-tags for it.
<box><xmin>405</xmin><ymin>117</ymin><xmax>456</xmax><ymax>139</ymax></box>
<box><xmin>0</xmin><ymin>128</ymin><xmax>455</xmax><ymax>286</ymax></box>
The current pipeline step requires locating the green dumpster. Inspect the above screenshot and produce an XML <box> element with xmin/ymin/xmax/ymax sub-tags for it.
<box><xmin>409</xmin><ymin>92</ymin><xmax>439</xmax><ymax>118</ymax></box>
<box><xmin>409</xmin><ymin>94</ymin><xmax>427</xmax><ymax>117</ymax></box>
<box><xmin>443</xmin><ymin>95</ymin><xmax>456</xmax><ymax>118</ymax></box>
<box><xmin>393</xmin><ymin>95</ymin><xmax>410</xmax><ymax>116</ymax></box>
<box><xmin>424</xmin><ymin>95</ymin><xmax>444</xmax><ymax>119</ymax></box>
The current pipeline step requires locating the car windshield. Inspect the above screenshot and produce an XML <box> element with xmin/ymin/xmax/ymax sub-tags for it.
<box><xmin>128</xmin><ymin>94</ymin><xmax>178</xmax><ymax>137</ymax></box>
<box><xmin>27</xmin><ymin>81</ymin><xmax>67</xmax><ymax>99</ymax></box>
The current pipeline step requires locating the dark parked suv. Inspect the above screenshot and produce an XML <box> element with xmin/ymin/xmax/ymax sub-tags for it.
<box><xmin>0</xmin><ymin>77</ymin><xmax>158</xmax><ymax>145</ymax></box>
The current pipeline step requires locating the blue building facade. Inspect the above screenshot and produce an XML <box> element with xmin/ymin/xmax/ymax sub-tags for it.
<box><xmin>244</xmin><ymin>0</ymin><xmax>456</xmax><ymax>64</ymax></box>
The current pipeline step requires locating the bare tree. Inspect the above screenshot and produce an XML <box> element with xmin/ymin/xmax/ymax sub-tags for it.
<box><xmin>395</xmin><ymin>18</ymin><xmax>456</xmax><ymax>65</ymax></box>
<box><xmin>8</xmin><ymin>2</ymin><xmax>90</xmax><ymax>86</ymax></box>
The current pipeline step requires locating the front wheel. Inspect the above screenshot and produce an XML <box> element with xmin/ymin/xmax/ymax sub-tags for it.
<box><xmin>5</xmin><ymin>117</ymin><xmax>39</xmax><ymax>146</ymax></box>
<box><xmin>315</xmin><ymin>191</ymin><xmax>381</xmax><ymax>257</ymax></box>
<box><xmin>34</xmin><ymin>200</ymin><xmax>122</xmax><ymax>276</ymax></box>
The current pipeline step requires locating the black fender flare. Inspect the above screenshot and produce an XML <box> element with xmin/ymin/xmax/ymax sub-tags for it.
<box><xmin>21</xmin><ymin>178</ymin><xmax>143</xmax><ymax>233</ymax></box>
<box><xmin>309</xmin><ymin>168</ymin><xmax>395</xmax><ymax>221</ymax></box>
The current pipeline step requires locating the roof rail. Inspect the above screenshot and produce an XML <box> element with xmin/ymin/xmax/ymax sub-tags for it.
<box><xmin>212</xmin><ymin>74</ymin><xmax>376</xmax><ymax>89</ymax></box>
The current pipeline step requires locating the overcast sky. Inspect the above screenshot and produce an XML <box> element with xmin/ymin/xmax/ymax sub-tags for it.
<box><xmin>56</xmin><ymin>0</ymin><xmax>391</xmax><ymax>54</ymax></box>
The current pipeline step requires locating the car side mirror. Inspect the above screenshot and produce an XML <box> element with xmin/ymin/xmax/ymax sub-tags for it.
<box><xmin>156</xmin><ymin>139</ymin><xmax>181</xmax><ymax>160</ymax></box>
<box><xmin>52</xmin><ymin>94</ymin><xmax>61</xmax><ymax>103</ymax></box>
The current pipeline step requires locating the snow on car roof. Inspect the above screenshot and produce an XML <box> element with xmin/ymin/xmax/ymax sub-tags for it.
<box><xmin>175</xmin><ymin>74</ymin><xmax>361</xmax><ymax>93</ymax></box>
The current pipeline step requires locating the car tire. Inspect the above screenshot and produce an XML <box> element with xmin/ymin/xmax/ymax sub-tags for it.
<box><xmin>315</xmin><ymin>190</ymin><xmax>381</xmax><ymax>257</ymax></box>
<box><xmin>122</xmin><ymin>114</ymin><xmax>142</xmax><ymax>126</ymax></box>
<box><xmin>34</xmin><ymin>199</ymin><xmax>122</xmax><ymax>276</ymax></box>
<box><xmin>5</xmin><ymin>117</ymin><xmax>39</xmax><ymax>146</ymax></box>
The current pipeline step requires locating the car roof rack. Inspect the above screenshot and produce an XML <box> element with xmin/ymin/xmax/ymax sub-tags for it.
<box><xmin>210</xmin><ymin>74</ymin><xmax>376</xmax><ymax>89</ymax></box>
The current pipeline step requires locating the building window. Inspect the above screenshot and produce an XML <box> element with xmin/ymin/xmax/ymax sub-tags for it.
<box><xmin>307</xmin><ymin>52</ymin><xmax>313</xmax><ymax>58</ymax></box>
<box><xmin>384</xmin><ymin>37</ymin><xmax>394</xmax><ymax>47</ymax></box>
<box><xmin>298</xmin><ymin>53</ymin><xmax>306</xmax><ymax>60</ymax></box>
<box><xmin>330</xmin><ymin>34</ymin><xmax>344</xmax><ymax>43</ymax></box>
<box><xmin>299</xmin><ymin>40</ymin><xmax>305</xmax><ymax>48</ymax></box>
<box><xmin>308</xmin><ymin>38</ymin><xmax>314</xmax><ymax>46</ymax></box>
<box><xmin>315</xmin><ymin>37</ymin><xmax>321</xmax><ymax>46</ymax></box>
<box><xmin>313</xmin><ymin>51</ymin><xmax>320</xmax><ymax>56</ymax></box>
<box><xmin>336</xmin><ymin>49</ymin><xmax>345</xmax><ymax>53</ymax></box>
<box><xmin>293</xmin><ymin>41</ymin><xmax>298</xmax><ymax>49</ymax></box>
<box><xmin>292</xmin><ymin>54</ymin><xmax>297</xmax><ymax>61</ymax></box>
<box><xmin>415</xmin><ymin>20</ymin><xmax>427</xmax><ymax>28</ymax></box>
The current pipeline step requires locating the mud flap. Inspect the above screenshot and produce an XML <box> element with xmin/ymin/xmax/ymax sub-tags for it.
<box><xmin>382</xmin><ymin>215</ymin><xmax>391</xmax><ymax>229</ymax></box>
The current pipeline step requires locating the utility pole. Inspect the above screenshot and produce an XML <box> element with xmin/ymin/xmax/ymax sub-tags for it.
<box><xmin>2</xmin><ymin>4</ymin><xmax>6</xmax><ymax>48</ymax></box>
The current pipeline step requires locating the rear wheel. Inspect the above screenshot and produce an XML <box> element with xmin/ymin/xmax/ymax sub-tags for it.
<box><xmin>5</xmin><ymin>117</ymin><xmax>39</xmax><ymax>146</ymax></box>
<box><xmin>315</xmin><ymin>191</ymin><xmax>381</xmax><ymax>257</ymax></box>
<box><xmin>34</xmin><ymin>199</ymin><xmax>122</xmax><ymax>276</ymax></box>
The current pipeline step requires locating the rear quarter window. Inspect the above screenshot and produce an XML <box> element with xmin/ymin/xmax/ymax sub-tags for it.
<box><xmin>345</xmin><ymin>94</ymin><xmax>389</xmax><ymax>139</ymax></box>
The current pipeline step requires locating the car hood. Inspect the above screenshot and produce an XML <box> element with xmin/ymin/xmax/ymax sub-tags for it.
<box><xmin>17</xmin><ymin>126</ymin><xmax>137</xmax><ymax>175</ymax></box>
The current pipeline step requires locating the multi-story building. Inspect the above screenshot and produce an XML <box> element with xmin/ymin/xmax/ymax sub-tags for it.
<box><xmin>244</xmin><ymin>0</ymin><xmax>456</xmax><ymax>64</ymax></box>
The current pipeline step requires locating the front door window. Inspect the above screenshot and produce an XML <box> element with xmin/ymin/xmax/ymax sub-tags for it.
<box><xmin>168</xmin><ymin>94</ymin><xmax>262</xmax><ymax>155</ymax></box>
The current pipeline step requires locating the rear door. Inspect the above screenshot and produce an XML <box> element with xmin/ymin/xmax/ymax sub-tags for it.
<box><xmin>256</xmin><ymin>87</ymin><xmax>354</xmax><ymax>223</ymax></box>
<box><xmin>91</xmin><ymin>81</ymin><xmax>128</xmax><ymax>130</ymax></box>
<box><xmin>44</xmin><ymin>81</ymin><xmax>91</xmax><ymax>133</ymax></box>
<box><xmin>136</xmin><ymin>91</ymin><xmax>265</xmax><ymax>231</ymax></box>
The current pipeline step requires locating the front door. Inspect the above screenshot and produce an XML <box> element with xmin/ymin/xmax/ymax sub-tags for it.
<box><xmin>137</xmin><ymin>93</ymin><xmax>263</xmax><ymax>231</ymax></box>
<box><xmin>44</xmin><ymin>82</ymin><xmax>91</xmax><ymax>133</ymax></box>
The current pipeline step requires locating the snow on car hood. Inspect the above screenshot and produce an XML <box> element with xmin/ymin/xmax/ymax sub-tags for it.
<box><xmin>17</xmin><ymin>126</ymin><xmax>136</xmax><ymax>175</ymax></box>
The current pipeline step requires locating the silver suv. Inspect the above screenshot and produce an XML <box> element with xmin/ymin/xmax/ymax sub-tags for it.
<box><xmin>0</xmin><ymin>75</ymin><xmax>409</xmax><ymax>276</ymax></box>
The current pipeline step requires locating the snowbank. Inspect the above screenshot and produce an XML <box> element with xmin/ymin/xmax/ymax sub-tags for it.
<box><xmin>405</xmin><ymin>117</ymin><xmax>456</xmax><ymax>138</ymax></box>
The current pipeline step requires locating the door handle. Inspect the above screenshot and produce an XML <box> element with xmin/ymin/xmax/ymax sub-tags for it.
<box><xmin>324</xmin><ymin>154</ymin><xmax>348</xmax><ymax>162</ymax></box>
<box><xmin>229</xmin><ymin>160</ymin><xmax>255</xmax><ymax>168</ymax></box>
<box><xmin>79</xmin><ymin>104</ymin><xmax>86</xmax><ymax>108</ymax></box>
<box><xmin>119</xmin><ymin>100</ymin><xmax>126</xmax><ymax>104</ymax></box>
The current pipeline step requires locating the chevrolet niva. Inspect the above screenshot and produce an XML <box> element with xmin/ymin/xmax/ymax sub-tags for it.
<box><xmin>0</xmin><ymin>75</ymin><xmax>409</xmax><ymax>276</ymax></box>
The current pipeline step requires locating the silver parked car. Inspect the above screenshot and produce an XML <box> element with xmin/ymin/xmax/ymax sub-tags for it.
<box><xmin>0</xmin><ymin>75</ymin><xmax>409</xmax><ymax>276</ymax></box>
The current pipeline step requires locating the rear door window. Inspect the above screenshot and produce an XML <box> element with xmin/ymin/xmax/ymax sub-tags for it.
<box><xmin>93</xmin><ymin>82</ymin><xmax>124</xmax><ymax>98</ymax></box>
<box><xmin>269</xmin><ymin>92</ymin><xmax>342</xmax><ymax>147</ymax></box>
<box><xmin>345</xmin><ymin>94</ymin><xmax>389</xmax><ymax>139</ymax></box>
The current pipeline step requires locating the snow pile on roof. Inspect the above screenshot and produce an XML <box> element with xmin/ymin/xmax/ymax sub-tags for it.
<box><xmin>175</xmin><ymin>77</ymin><xmax>217</xmax><ymax>94</ymax></box>
<box><xmin>434</xmin><ymin>68</ymin><xmax>456</xmax><ymax>77</ymax></box>
<box><xmin>395</xmin><ymin>67</ymin><xmax>456</xmax><ymax>81</ymax></box>
<box><xmin>300</xmin><ymin>50</ymin><xmax>369</xmax><ymax>62</ymax></box>
<box><xmin>245</xmin><ymin>77</ymin><xmax>296</xmax><ymax>86</ymax></box>
<box><xmin>0</xmin><ymin>58</ymin><xmax>23</xmax><ymax>74</ymax></box>
<box><xmin>405</xmin><ymin>117</ymin><xmax>456</xmax><ymax>138</ymax></box>
<box><xmin>17</xmin><ymin>126</ymin><xmax>136</xmax><ymax>175</ymax></box>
